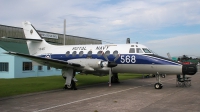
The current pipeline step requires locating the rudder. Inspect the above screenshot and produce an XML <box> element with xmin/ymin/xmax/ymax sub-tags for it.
<box><xmin>22</xmin><ymin>21</ymin><xmax>42</xmax><ymax>40</ymax></box>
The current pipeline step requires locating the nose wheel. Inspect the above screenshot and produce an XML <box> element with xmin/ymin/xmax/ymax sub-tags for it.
<box><xmin>154</xmin><ymin>83</ymin><xmax>163</xmax><ymax>89</ymax></box>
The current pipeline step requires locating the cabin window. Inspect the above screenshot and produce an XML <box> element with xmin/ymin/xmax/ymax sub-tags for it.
<box><xmin>79</xmin><ymin>51</ymin><xmax>83</xmax><ymax>57</ymax></box>
<box><xmin>136</xmin><ymin>48</ymin><xmax>143</xmax><ymax>53</ymax></box>
<box><xmin>87</xmin><ymin>51</ymin><xmax>92</xmax><ymax>57</ymax></box>
<box><xmin>142</xmin><ymin>48</ymin><xmax>151</xmax><ymax>53</ymax></box>
<box><xmin>129</xmin><ymin>48</ymin><xmax>135</xmax><ymax>53</ymax></box>
<box><xmin>131</xmin><ymin>45</ymin><xmax>134</xmax><ymax>47</ymax></box>
<box><xmin>72</xmin><ymin>51</ymin><xmax>77</xmax><ymax>57</ymax></box>
<box><xmin>113</xmin><ymin>50</ymin><xmax>119</xmax><ymax>57</ymax></box>
<box><xmin>105</xmin><ymin>50</ymin><xmax>110</xmax><ymax>56</ymax></box>
<box><xmin>66</xmin><ymin>51</ymin><xmax>70</xmax><ymax>57</ymax></box>
<box><xmin>97</xmin><ymin>51</ymin><xmax>102</xmax><ymax>57</ymax></box>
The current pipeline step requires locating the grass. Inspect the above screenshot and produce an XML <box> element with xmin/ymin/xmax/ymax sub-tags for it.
<box><xmin>0</xmin><ymin>73</ymin><xmax>142</xmax><ymax>98</ymax></box>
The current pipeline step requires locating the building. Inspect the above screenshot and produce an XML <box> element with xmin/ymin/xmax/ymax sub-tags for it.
<box><xmin>0</xmin><ymin>24</ymin><xmax>102</xmax><ymax>78</ymax></box>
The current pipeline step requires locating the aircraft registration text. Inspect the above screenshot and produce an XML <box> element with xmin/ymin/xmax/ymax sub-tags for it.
<box><xmin>120</xmin><ymin>55</ymin><xmax>136</xmax><ymax>63</ymax></box>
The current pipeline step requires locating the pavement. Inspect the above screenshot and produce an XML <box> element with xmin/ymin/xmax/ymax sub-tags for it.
<box><xmin>0</xmin><ymin>71</ymin><xmax>200</xmax><ymax>112</ymax></box>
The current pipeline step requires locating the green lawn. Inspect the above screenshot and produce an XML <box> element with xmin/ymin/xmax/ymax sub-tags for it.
<box><xmin>0</xmin><ymin>73</ymin><xmax>142</xmax><ymax>98</ymax></box>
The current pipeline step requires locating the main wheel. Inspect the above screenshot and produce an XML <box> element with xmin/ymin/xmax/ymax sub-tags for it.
<box><xmin>161</xmin><ymin>74</ymin><xmax>166</xmax><ymax>78</ymax></box>
<box><xmin>111</xmin><ymin>73</ymin><xmax>120</xmax><ymax>83</ymax></box>
<box><xmin>154</xmin><ymin>83</ymin><xmax>163</xmax><ymax>89</ymax></box>
<box><xmin>63</xmin><ymin>80</ymin><xmax>77</xmax><ymax>90</ymax></box>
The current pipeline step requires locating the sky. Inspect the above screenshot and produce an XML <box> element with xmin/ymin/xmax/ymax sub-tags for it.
<box><xmin>0</xmin><ymin>0</ymin><xmax>200</xmax><ymax>57</ymax></box>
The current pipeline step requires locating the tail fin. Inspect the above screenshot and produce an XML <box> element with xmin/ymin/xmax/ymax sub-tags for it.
<box><xmin>22</xmin><ymin>21</ymin><xmax>42</xmax><ymax>40</ymax></box>
<box><xmin>22</xmin><ymin>21</ymin><xmax>53</xmax><ymax>56</ymax></box>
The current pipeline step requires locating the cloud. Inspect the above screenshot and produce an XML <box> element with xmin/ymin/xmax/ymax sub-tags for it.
<box><xmin>0</xmin><ymin>0</ymin><xmax>200</xmax><ymax>50</ymax></box>
<box><xmin>146</xmin><ymin>34</ymin><xmax>200</xmax><ymax>47</ymax></box>
<box><xmin>112</xmin><ymin>20</ymin><xmax>123</xmax><ymax>25</ymax></box>
<box><xmin>145</xmin><ymin>34</ymin><xmax>200</xmax><ymax>57</ymax></box>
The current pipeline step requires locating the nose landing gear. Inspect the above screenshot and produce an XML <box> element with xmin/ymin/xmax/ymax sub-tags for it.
<box><xmin>154</xmin><ymin>73</ymin><xmax>163</xmax><ymax>89</ymax></box>
<box><xmin>154</xmin><ymin>83</ymin><xmax>163</xmax><ymax>89</ymax></box>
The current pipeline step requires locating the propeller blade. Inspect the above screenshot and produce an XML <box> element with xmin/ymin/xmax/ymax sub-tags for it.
<box><xmin>102</xmin><ymin>52</ymin><xmax>109</xmax><ymax>61</ymax></box>
<box><xmin>114</xmin><ymin>54</ymin><xmax>120</xmax><ymax>62</ymax></box>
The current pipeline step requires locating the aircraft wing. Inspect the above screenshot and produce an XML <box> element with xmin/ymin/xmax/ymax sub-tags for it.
<box><xmin>4</xmin><ymin>52</ymin><xmax>81</xmax><ymax>69</ymax></box>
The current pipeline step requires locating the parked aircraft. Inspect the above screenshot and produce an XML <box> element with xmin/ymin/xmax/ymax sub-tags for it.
<box><xmin>1</xmin><ymin>21</ymin><xmax>197</xmax><ymax>90</ymax></box>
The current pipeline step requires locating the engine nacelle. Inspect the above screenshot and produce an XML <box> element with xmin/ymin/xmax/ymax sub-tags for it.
<box><xmin>68</xmin><ymin>59</ymin><xmax>118</xmax><ymax>71</ymax></box>
<box><xmin>68</xmin><ymin>59</ymin><xmax>104</xmax><ymax>69</ymax></box>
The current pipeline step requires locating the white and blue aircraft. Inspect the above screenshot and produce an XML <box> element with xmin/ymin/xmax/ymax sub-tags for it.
<box><xmin>1</xmin><ymin>21</ymin><xmax>197</xmax><ymax>90</ymax></box>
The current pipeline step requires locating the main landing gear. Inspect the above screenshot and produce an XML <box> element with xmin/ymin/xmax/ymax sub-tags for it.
<box><xmin>111</xmin><ymin>73</ymin><xmax>120</xmax><ymax>83</ymax></box>
<box><xmin>62</xmin><ymin>68</ymin><xmax>77</xmax><ymax>90</ymax></box>
<box><xmin>154</xmin><ymin>73</ymin><xmax>163</xmax><ymax>89</ymax></box>
<box><xmin>63</xmin><ymin>79</ymin><xmax>77</xmax><ymax>90</ymax></box>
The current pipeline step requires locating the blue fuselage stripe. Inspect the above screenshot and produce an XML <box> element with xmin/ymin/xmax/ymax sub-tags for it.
<box><xmin>40</xmin><ymin>54</ymin><xmax>180</xmax><ymax>65</ymax></box>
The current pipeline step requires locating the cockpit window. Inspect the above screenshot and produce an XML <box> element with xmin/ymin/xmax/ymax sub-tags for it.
<box><xmin>149</xmin><ymin>49</ymin><xmax>157</xmax><ymax>55</ymax></box>
<box><xmin>136</xmin><ymin>48</ymin><xmax>143</xmax><ymax>53</ymax></box>
<box><xmin>129</xmin><ymin>48</ymin><xmax>135</xmax><ymax>53</ymax></box>
<box><xmin>142</xmin><ymin>48</ymin><xmax>151</xmax><ymax>53</ymax></box>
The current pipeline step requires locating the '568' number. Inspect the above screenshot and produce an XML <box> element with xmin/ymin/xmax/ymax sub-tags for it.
<box><xmin>120</xmin><ymin>55</ymin><xmax>136</xmax><ymax>63</ymax></box>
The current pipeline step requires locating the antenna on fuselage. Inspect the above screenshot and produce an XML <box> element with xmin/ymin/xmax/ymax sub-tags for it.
<box><xmin>126</xmin><ymin>38</ymin><xmax>130</xmax><ymax>44</ymax></box>
<box><xmin>167</xmin><ymin>52</ymin><xmax>172</xmax><ymax>59</ymax></box>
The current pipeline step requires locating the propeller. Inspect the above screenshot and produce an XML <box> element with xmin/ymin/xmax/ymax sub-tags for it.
<box><xmin>101</xmin><ymin>51</ymin><xmax>120</xmax><ymax>87</ymax></box>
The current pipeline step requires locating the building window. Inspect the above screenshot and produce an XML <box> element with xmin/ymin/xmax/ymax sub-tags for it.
<box><xmin>0</xmin><ymin>62</ymin><xmax>9</xmax><ymax>72</ymax></box>
<box><xmin>23</xmin><ymin>62</ymin><xmax>32</xmax><ymax>71</ymax></box>
<box><xmin>47</xmin><ymin>66</ymin><xmax>51</xmax><ymax>70</ymax></box>
<box><xmin>38</xmin><ymin>66</ymin><xmax>43</xmax><ymax>70</ymax></box>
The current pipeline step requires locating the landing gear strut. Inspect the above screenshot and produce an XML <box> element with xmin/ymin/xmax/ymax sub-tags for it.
<box><xmin>62</xmin><ymin>68</ymin><xmax>77</xmax><ymax>90</ymax></box>
<box><xmin>154</xmin><ymin>73</ymin><xmax>163</xmax><ymax>89</ymax></box>
<box><xmin>111</xmin><ymin>73</ymin><xmax>120</xmax><ymax>83</ymax></box>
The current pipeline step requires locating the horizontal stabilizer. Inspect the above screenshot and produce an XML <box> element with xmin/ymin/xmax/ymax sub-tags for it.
<box><xmin>1</xmin><ymin>36</ymin><xmax>42</xmax><ymax>42</ymax></box>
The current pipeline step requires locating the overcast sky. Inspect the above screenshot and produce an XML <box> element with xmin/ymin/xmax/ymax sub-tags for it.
<box><xmin>0</xmin><ymin>0</ymin><xmax>200</xmax><ymax>57</ymax></box>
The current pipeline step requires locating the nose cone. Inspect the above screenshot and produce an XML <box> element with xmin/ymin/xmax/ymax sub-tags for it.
<box><xmin>182</xmin><ymin>64</ymin><xmax>197</xmax><ymax>75</ymax></box>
